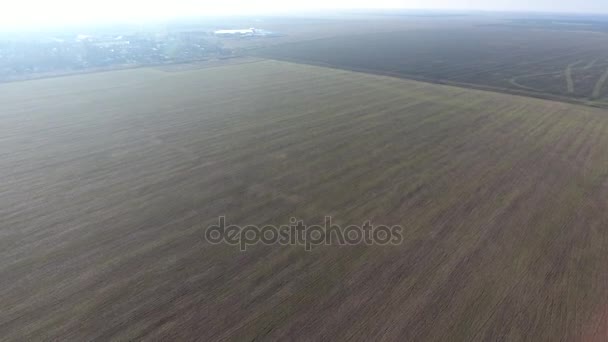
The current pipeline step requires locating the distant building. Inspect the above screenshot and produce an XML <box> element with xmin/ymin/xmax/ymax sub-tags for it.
<box><xmin>76</xmin><ymin>34</ymin><xmax>93</xmax><ymax>42</ymax></box>
<box><xmin>214</xmin><ymin>28</ymin><xmax>257</xmax><ymax>37</ymax></box>
<box><xmin>213</xmin><ymin>28</ymin><xmax>278</xmax><ymax>38</ymax></box>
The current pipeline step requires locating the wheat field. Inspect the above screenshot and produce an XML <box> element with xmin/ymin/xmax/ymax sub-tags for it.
<box><xmin>1</xmin><ymin>60</ymin><xmax>608</xmax><ymax>340</ymax></box>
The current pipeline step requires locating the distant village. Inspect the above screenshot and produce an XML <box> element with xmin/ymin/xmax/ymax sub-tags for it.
<box><xmin>0</xmin><ymin>27</ymin><xmax>280</xmax><ymax>81</ymax></box>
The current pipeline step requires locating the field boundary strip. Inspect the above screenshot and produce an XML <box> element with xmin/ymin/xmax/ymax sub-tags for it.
<box><xmin>0</xmin><ymin>56</ymin><xmax>264</xmax><ymax>84</ymax></box>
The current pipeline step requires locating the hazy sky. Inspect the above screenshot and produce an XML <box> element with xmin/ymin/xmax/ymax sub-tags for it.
<box><xmin>3</xmin><ymin>0</ymin><xmax>608</xmax><ymax>29</ymax></box>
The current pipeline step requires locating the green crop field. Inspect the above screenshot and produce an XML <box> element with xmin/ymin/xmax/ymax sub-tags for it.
<box><xmin>2</xmin><ymin>60</ymin><xmax>608</xmax><ymax>340</ymax></box>
<box><xmin>255</xmin><ymin>27</ymin><xmax>608</xmax><ymax>107</ymax></box>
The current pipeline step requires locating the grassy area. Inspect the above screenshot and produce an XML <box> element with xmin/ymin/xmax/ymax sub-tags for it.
<box><xmin>1</xmin><ymin>60</ymin><xmax>608</xmax><ymax>340</ymax></box>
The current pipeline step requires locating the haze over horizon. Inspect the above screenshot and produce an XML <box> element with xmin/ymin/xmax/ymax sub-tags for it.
<box><xmin>2</xmin><ymin>0</ymin><xmax>608</xmax><ymax>30</ymax></box>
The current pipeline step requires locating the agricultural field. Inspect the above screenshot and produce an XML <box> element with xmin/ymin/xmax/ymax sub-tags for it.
<box><xmin>255</xmin><ymin>27</ymin><xmax>608</xmax><ymax>106</ymax></box>
<box><xmin>213</xmin><ymin>14</ymin><xmax>481</xmax><ymax>50</ymax></box>
<box><xmin>2</xmin><ymin>60</ymin><xmax>608</xmax><ymax>341</ymax></box>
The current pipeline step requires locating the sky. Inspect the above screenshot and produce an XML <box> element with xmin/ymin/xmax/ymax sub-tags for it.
<box><xmin>2</xmin><ymin>0</ymin><xmax>608</xmax><ymax>29</ymax></box>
